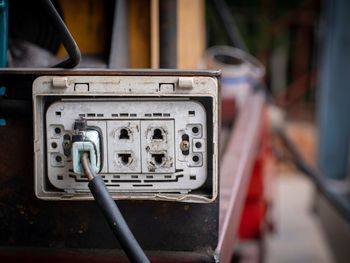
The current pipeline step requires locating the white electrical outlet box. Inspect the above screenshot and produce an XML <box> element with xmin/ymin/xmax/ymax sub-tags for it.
<box><xmin>33</xmin><ymin>71</ymin><xmax>220</xmax><ymax>203</ymax></box>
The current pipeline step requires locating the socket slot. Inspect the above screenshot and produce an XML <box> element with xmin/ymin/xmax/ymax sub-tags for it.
<box><xmin>119</xmin><ymin>128</ymin><xmax>130</xmax><ymax>140</ymax></box>
<box><xmin>152</xmin><ymin>153</ymin><xmax>165</xmax><ymax>166</ymax></box>
<box><xmin>118</xmin><ymin>153</ymin><xmax>132</xmax><ymax>165</ymax></box>
<box><xmin>152</xmin><ymin>128</ymin><xmax>164</xmax><ymax>140</ymax></box>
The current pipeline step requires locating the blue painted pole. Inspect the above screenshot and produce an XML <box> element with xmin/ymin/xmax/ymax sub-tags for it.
<box><xmin>0</xmin><ymin>0</ymin><xmax>8</xmax><ymax>67</ymax></box>
<box><xmin>318</xmin><ymin>0</ymin><xmax>350</xmax><ymax>179</ymax></box>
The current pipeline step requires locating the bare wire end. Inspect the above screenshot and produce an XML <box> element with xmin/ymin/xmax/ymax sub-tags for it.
<box><xmin>81</xmin><ymin>152</ymin><xmax>95</xmax><ymax>181</ymax></box>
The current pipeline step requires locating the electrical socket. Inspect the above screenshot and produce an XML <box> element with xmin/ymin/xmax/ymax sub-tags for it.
<box><xmin>33</xmin><ymin>73</ymin><xmax>219</xmax><ymax>203</ymax></box>
<box><xmin>141</xmin><ymin>120</ymin><xmax>175</xmax><ymax>174</ymax></box>
<box><xmin>107</xmin><ymin>120</ymin><xmax>141</xmax><ymax>173</ymax></box>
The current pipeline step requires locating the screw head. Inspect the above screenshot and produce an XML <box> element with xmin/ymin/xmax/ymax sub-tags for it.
<box><xmin>180</xmin><ymin>140</ymin><xmax>190</xmax><ymax>151</ymax></box>
<box><xmin>63</xmin><ymin>140</ymin><xmax>71</xmax><ymax>149</ymax></box>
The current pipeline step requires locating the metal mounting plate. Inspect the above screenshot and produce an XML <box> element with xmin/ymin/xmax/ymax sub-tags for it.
<box><xmin>33</xmin><ymin>74</ymin><xmax>219</xmax><ymax>202</ymax></box>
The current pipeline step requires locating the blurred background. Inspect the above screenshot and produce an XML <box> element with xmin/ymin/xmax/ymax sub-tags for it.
<box><xmin>2</xmin><ymin>0</ymin><xmax>350</xmax><ymax>262</ymax></box>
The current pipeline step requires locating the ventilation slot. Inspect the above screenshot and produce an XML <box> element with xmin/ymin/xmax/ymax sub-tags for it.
<box><xmin>111</xmin><ymin>179</ymin><xmax>142</xmax><ymax>183</ymax></box>
<box><xmin>105</xmin><ymin>183</ymin><xmax>120</xmax><ymax>187</ymax></box>
<box><xmin>69</xmin><ymin>173</ymin><xmax>88</xmax><ymax>182</ymax></box>
<box><xmin>144</xmin><ymin>174</ymin><xmax>183</xmax><ymax>183</ymax></box>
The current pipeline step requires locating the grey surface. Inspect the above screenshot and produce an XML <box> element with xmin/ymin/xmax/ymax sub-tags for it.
<box><xmin>266</xmin><ymin>173</ymin><xmax>334</xmax><ymax>263</ymax></box>
<box><xmin>316</xmin><ymin>191</ymin><xmax>350</xmax><ymax>263</ymax></box>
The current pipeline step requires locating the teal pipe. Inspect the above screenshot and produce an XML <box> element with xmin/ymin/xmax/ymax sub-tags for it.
<box><xmin>0</xmin><ymin>0</ymin><xmax>8</xmax><ymax>67</ymax></box>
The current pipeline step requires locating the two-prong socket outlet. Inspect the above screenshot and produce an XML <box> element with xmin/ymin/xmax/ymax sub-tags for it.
<box><xmin>45</xmin><ymin>100</ymin><xmax>207</xmax><ymax>194</ymax></box>
<box><xmin>33</xmin><ymin>74</ymin><xmax>219</xmax><ymax>202</ymax></box>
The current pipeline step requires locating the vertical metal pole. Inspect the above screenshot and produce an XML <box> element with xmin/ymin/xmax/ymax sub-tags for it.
<box><xmin>109</xmin><ymin>0</ymin><xmax>129</xmax><ymax>68</ymax></box>
<box><xmin>318</xmin><ymin>0</ymin><xmax>350</xmax><ymax>179</ymax></box>
<box><xmin>0</xmin><ymin>0</ymin><xmax>8</xmax><ymax>67</ymax></box>
<box><xmin>159</xmin><ymin>0</ymin><xmax>177</xmax><ymax>68</ymax></box>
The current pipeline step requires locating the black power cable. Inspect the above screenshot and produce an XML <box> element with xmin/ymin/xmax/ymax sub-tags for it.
<box><xmin>210</xmin><ymin>0</ymin><xmax>247</xmax><ymax>51</ymax></box>
<box><xmin>0</xmin><ymin>0</ymin><xmax>81</xmax><ymax>119</ymax></box>
<box><xmin>41</xmin><ymin>0</ymin><xmax>81</xmax><ymax>68</ymax></box>
<box><xmin>277</xmin><ymin>127</ymin><xmax>350</xmax><ymax>222</ymax></box>
<box><xmin>81</xmin><ymin>153</ymin><xmax>150</xmax><ymax>263</ymax></box>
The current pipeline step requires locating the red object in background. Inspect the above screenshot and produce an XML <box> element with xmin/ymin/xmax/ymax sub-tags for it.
<box><xmin>238</xmin><ymin>110</ymin><xmax>270</xmax><ymax>239</ymax></box>
<box><xmin>238</xmin><ymin>159</ymin><xmax>266</xmax><ymax>239</ymax></box>
<box><xmin>239</xmin><ymin>199</ymin><xmax>266</xmax><ymax>239</ymax></box>
<box><xmin>221</xmin><ymin>98</ymin><xmax>236</xmax><ymax>125</ymax></box>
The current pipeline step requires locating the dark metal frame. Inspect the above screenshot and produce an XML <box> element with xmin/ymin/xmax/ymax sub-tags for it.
<box><xmin>0</xmin><ymin>69</ymin><xmax>265</xmax><ymax>262</ymax></box>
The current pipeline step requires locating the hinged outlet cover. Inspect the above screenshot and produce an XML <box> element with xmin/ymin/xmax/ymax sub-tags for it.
<box><xmin>33</xmin><ymin>72</ymin><xmax>219</xmax><ymax>203</ymax></box>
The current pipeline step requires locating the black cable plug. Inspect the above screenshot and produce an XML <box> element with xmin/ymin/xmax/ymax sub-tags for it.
<box><xmin>81</xmin><ymin>153</ymin><xmax>150</xmax><ymax>263</ymax></box>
